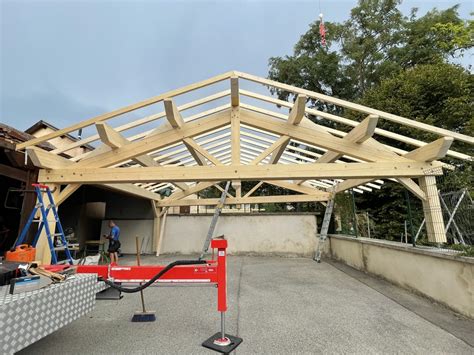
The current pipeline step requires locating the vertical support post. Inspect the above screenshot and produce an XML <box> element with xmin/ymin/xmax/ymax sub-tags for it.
<box><xmin>150</xmin><ymin>200</ymin><xmax>161</xmax><ymax>253</ymax></box>
<box><xmin>35</xmin><ymin>183</ymin><xmax>59</xmax><ymax>264</ymax></box>
<box><xmin>418</xmin><ymin>176</ymin><xmax>447</xmax><ymax>243</ymax></box>
<box><xmin>156</xmin><ymin>207</ymin><xmax>168</xmax><ymax>256</ymax></box>
<box><xmin>231</xmin><ymin>79</ymin><xmax>241</xmax><ymax>209</ymax></box>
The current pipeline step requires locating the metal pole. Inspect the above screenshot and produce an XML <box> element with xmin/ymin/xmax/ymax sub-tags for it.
<box><xmin>221</xmin><ymin>312</ymin><xmax>225</xmax><ymax>339</ymax></box>
<box><xmin>441</xmin><ymin>189</ymin><xmax>466</xmax><ymax>245</ymax></box>
<box><xmin>414</xmin><ymin>219</ymin><xmax>425</xmax><ymax>244</ymax></box>
<box><xmin>404</xmin><ymin>190</ymin><xmax>415</xmax><ymax>246</ymax></box>
<box><xmin>366</xmin><ymin>212</ymin><xmax>370</xmax><ymax>238</ymax></box>
<box><xmin>404</xmin><ymin>221</ymin><xmax>408</xmax><ymax>244</ymax></box>
<box><xmin>136</xmin><ymin>237</ymin><xmax>146</xmax><ymax>313</ymax></box>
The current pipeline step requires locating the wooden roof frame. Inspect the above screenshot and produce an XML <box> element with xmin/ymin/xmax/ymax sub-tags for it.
<box><xmin>16</xmin><ymin>70</ymin><xmax>473</xmax><ymax>245</ymax></box>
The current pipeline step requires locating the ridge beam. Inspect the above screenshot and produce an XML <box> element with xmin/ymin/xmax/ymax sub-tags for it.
<box><xmin>231</xmin><ymin>76</ymin><xmax>239</xmax><ymax>107</ymax></box>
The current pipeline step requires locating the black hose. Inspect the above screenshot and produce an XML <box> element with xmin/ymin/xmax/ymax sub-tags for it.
<box><xmin>99</xmin><ymin>259</ymin><xmax>207</xmax><ymax>293</ymax></box>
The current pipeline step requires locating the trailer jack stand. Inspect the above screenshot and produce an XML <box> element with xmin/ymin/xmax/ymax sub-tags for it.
<box><xmin>202</xmin><ymin>313</ymin><xmax>242</xmax><ymax>354</ymax></box>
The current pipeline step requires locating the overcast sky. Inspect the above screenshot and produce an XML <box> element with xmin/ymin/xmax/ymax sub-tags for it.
<box><xmin>1</xmin><ymin>0</ymin><xmax>472</xmax><ymax>132</ymax></box>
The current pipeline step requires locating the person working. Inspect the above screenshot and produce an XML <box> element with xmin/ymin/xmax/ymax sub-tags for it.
<box><xmin>104</xmin><ymin>220</ymin><xmax>121</xmax><ymax>264</ymax></box>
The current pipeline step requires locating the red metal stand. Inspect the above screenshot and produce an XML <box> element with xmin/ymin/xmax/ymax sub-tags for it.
<box><xmin>44</xmin><ymin>238</ymin><xmax>242</xmax><ymax>353</ymax></box>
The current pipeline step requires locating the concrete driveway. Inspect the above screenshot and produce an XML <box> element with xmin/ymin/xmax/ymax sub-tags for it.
<box><xmin>20</xmin><ymin>255</ymin><xmax>473</xmax><ymax>354</ymax></box>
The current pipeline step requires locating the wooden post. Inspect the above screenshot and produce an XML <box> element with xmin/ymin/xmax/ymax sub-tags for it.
<box><xmin>156</xmin><ymin>208</ymin><xmax>168</xmax><ymax>256</ymax></box>
<box><xmin>35</xmin><ymin>183</ymin><xmax>60</xmax><ymax>264</ymax></box>
<box><xmin>150</xmin><ymin>200</ymin><xmax>162</xmax><ymax>253</ymax></box>
<box><xmin>418</xmin><ymin>176</ymin><xmax>446</xmax><ymax>243</ymax></box>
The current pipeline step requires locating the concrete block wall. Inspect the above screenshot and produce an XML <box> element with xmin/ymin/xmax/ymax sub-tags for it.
<box><xmin>328</xmin><ymin>235</ymin><xmax>474</xmax><ymax>318</ymax></box>
<box><xmin>162</xmin><ymin>214</ymin><xmax>318</xmax><ymax>257</ymax></box>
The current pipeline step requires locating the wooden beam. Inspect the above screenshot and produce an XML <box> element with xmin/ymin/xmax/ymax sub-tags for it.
<box><xmin>216</xmin><ymin>184</ymin><xmax>234</xmax><ymax>198</ymax></box>
<box><xmin>244</xmin><ymin>181</ymin><xmax>264</xmax><ymax>197</ymax></box>
<box><xmin>267</xmin><ymin>95</ymin><xmax>306</xmax><ymax>164</ymax></box>
<box><xmin>27</xmin><ymin>147</ymin><xmax>72</xmax><ymax>169</ymax></box>
<box><xmin>241</xmin><ymin>89</ymin><xmax>471</xmax><ymax>161</ymax></box>
<box><xmin>39</xmin><ymin>162</ymin><xmax>443</xmax><ymax>184</ymax></box>
<box><xmin>182</xmin><ymin>138</ymin><xmax>222</xmax><ymax>166</ymax></box>
<box><xmin>167</xmin><ymin>181</ymin><xmax>216</xmax><ymax>201</ymax></box>
<box><xmin>0</xmin><ymin>163</ymin><xmax>27</xmax><ymax>182</ymax></box>
<box><xmin>419</xmin><ymin>176</ymin><xmax>447</xmax><ymax>243</ymax></box>
<box><xmin>296</xmin><ymin>114</ymin><xmax>378</xmax><ymax>184</ymax></box>
<box><xmin>157</xmin><ymin>193</ymin><xmax>331</xmax><ymax>207</ymax></box>
<box><xmin>16</xmin><ymin>71</ymin><xmax>234</xmax><ymax>150</ymax></box>
<box><xmin>264</xmin><ymin>180</ymin><xmax>323</xmax><ymax>195</ymax></box>
<box><xmin>288</xmin><ymin>95</ymin><xmax>307</xmax><ymax>125</ymax></box>
<box><xmin>164</xmin><ymin>99</ymin><xmax>184</xmax><ymax>128</ymax></box>
<box><xmin>240</xmin><ymin>108</ymin><xmax>407</xmax><ymax>163</ymax></box>
<box><xmin>56</xmin><ymin>185</ymin><xmax>81</xmax><ymax>206</ymax></box>
<box><xmin>52</xmin><ymin>90</ymin><xmax>231</xmax><ymax>155</ymax></box>
<box><xmin>183</xmin><ymin>139</ymin><xmax>207</xmax><ymax>166</ymax></box>
<box><xmin>404</xmin><ymin>137</ymin><xmax>454</xmax><ymax>162</ymax></box>
<box><xmin>230</xmin><ymin>76</ymin><xmax>239</xmax><ymax>107</ymax></box>
<box><xmin>231</xmin><ymin>107</ymin><xmax>240</xmax><ymax>164</ymax></box>
<box><xmin>235</xmin><ymin>71</ymin><xmax>474</xmax><ymax>145</ymax></box>
<box><xmin>95</xmin><ymin>122</ymin><xmax>157</xmax><ymax>167</ymax></box>
<box><xmin>250</xmin><ymin>136</ymin><xmax>290</xmax><ymax>165</ymax></box>
<box><xmin>100</xmin><ymin>183</ymin><xmax>162</xmax><ymax>201</ymax></box>
<box><xmin>241</xmin><ymin>102</ymin><xmax>458</xmax><ymax>168</ymax></box>
<box><xmin>69</xmin><ymin>110</ymin><xmax>231</xmax><ymax>169</ymax></box>
<box><xmin>28</xmin><ymin>146</ymin><xmax>163</xmax><ymax>204</ymax></box>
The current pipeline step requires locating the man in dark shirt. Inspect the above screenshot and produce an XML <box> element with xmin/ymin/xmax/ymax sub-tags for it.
<box><xmin>104</xmin><ymin>220</ymin><xmax>120</xmax><ymax>264</ymax></box>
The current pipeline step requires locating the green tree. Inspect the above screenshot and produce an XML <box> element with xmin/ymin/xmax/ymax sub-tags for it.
<box><xmin>266</xmin><ymin>0</ymin><xmax>473</xmax><ymax>240</ymax></box>
<box><xmin>268</xmin><ymin>1</ymin><xmax>472</xmax><ymax>105</ymax></box>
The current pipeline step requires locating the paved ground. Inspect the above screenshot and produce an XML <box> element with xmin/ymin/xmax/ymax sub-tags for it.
<box><xmin>20</xmin><ymin>255</ymin><xmax>473</xmax><ymax>354</ymax></box>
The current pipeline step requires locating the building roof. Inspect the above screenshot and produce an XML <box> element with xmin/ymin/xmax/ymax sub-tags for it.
<box><xmin>0</xmin><ymin>122</ymin><xmax>56</xmax><ymax>151</ymax></box>
<box><xmin>25</xmin><ymin>120</ymin><xmax>94</xmax><ymax>151</ymax></box>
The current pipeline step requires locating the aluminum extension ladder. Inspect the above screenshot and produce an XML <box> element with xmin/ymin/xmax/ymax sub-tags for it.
<box><xmin>314</xmin><ymin>196</ymin><xmax>335</xmax><ymax>263</ymax></box>
<box><xmin>199</xmin><ymin>181</ymin><xmax>231</xmax><ymax>260</ymax></box>
<box><xmin>15</xmin><ymin>184</ymin><xmax>73</xmax><ymax>264</ymax></box>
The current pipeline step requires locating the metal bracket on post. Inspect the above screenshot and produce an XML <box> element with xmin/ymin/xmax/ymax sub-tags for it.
<box><xmin>314</xmin><ymin>190</ymin><xmax>335</xmax><ymax>263</ymax></box>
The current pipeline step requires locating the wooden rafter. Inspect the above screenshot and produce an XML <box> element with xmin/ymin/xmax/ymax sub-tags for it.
<box><xmin>235</xmin><ymin>71</ymin><xmax>474</xmax><ymax>144</ymax></box>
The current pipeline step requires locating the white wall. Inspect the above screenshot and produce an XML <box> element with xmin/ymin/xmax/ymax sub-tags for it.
<box><xmin>161</xmin><ymin>214</ymin><xmax>318</xmax><ymax>257</ymax></box>
<box><xmin>100</xmin><ymin>219</ymin><xmax>154</xmax><ymax>254</ymax></box>
<box><xmin>100</xmin><ymin>214</ymin><xmax>318</xmax><ymax>256</ymax></box>
<box><xmin>329</xmin><ymin>235</ymin><xmax>474</xmax><ymax>318</ymax></box>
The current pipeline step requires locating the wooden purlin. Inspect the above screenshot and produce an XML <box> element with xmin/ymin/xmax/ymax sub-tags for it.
<box><xmin>16</xmin><ymin>71</ymin><xmax>235</xmax><ymax>151</ymax></box>
<box><xmin>240</xmin><ymin>101</ymin><xmax>461</xmax><ymax>167</ymax></box>
<box><xmin>235</xmin><ymin>71</ymin><xmax>474</xmax><ymax>145</ymax></box>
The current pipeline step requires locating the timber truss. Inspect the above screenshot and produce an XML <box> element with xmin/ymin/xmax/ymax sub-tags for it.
<box><xmin>17</xmin><ymin>71</ymin><xmax>473</xmax><ymax>244</ymax></box>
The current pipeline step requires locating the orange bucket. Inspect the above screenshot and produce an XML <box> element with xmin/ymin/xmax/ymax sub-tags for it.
<box><xmin>5</xmin><ymin>244</ymin><xmax>36</xmax><ymax>262</ymax></box>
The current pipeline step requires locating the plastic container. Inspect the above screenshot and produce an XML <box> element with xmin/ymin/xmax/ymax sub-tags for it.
<box><xmin>5</xmin><ymin>244</ymin><xmax>36</xmax><ymax>262</ymax></box>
